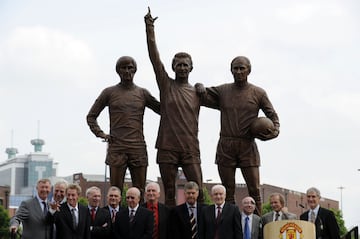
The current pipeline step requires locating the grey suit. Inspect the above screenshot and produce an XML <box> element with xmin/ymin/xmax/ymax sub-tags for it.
<box><xmin>241</xmin><ymin>213</ymin><xmax>262</xmax><ymax>239</ymax></box>
<box><xmin>10</xmin><ymin>197</ymin><xmax>51</xmax><ymax>239</ymax></box>
<box><xmin>261</xmin><ymin>211</ymin><xmax>297</xmax><ymax>226</ymax></box>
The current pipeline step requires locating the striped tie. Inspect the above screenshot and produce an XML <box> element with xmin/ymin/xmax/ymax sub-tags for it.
<box><xmin>189</xmin><ymin>207</ymin><xmax>197</xmax><ymax>239</ymax></box>
<box><xmin>129</xmin><ymin>209</ymin><xmax>135</xmax><ymax>223</ymax></box>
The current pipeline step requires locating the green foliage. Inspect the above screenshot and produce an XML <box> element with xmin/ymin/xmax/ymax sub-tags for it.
<box><xmin>121</xmin><ymin>184</ymin><xmax>128</xmax><ymax>207</ymax></box>
<box><xmin>261</xmin><ymin>202</ymin><xmax>272</xmax><ymax>215</ymax></box>
<box><xmin>78</xmin><ymin>197</ymin><xmax>88</xmax><ymax>206</ymax></box>
<box><xmin>202</xmin><ymin>187</ymin><xmax>213</xmax><ymax>205</ymax></box>
<box><xmin>330</xmin><ymin>209</ymin><xmax>347</xmax><ymax>237</ymax></box>
<box><xmin>0</xmin><ymin>205</ymin><xmax>11</xmax><ymax>239</ymax></box>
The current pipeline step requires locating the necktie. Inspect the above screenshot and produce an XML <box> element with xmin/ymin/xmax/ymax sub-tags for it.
<box><xmin>275</xmin><ymin>212</ymin><xmax>280</xmax><ymax>221</ymax></box>
<box><xmin>129</xmin><ymin>209</ymin><xmax>135</xmax><ymax>223</ymax></box>
<box><xmin>216</xmin><ymin>206</ymin><xmax>221</xmax><ymax>222</ymax></box>
<box><xmin>91</xmin><ymin>207</ymin><xmax>96</xmax><ymax>223</ymax></box>
<box><xmin>42</xmin><ymin>201</ymin><xmax>48</xmax><ymax>216</ymax></box>
<box><xmin>112</xmin><ymin>209</ymin><xmax>117</xmax><ymax>223</ymax></box>
<box><xmin>189</xmin><ymin>207</ymin><xmax>197</xmax><ymax>239</ymax></box>
<box><xmin>214</xmin><ymin>206</ymin><xmax>221</xmax><ymax>239</ymax></box>
<box><xmin>310</xmin><ymin>210</ymin><xmax>316</xmax><ymax>223</ymax></box>
<box><xmin>244</xmin><ymin>216</ymin><xmax>250</xmax><ymax>239</ymax></box>
<box><xmin>152</xmin><ymin>206</ymin><xmax>158</xmax><ymax>239</ymax></box>
<box><xmin>71</xmin><ymin>208</ymin><xmax>77</xmax><ymax>230</ymax></box>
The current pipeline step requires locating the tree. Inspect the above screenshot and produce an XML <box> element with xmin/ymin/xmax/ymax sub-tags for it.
<box><xmin>261</xmin><ymin>202</ymin><xmax>272</xmax><ymax>215</ymax></box>
<box><xmin>78</xmin><ymin>197</ymin><xmax>88</xmax><ymax>206</ymax></box>
<box><xmin>331</xmin><ymin>209</ymin><xmax>347</xmax><ymax>237</ymax></box>
<box><xmin>0</xmin><ymin>205</ymin><xmax>11</xmax><ymax>239</ymax></box>
<box><xmin>202</xmin><ymin>187</ymin><xmax>212</xmax><ymax>205</ymax></box>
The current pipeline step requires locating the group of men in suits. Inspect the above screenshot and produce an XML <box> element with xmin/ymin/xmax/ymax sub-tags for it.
<box><xmin>10</xmin><ymin>178</ymin><xmax>341</xmax><ymax>239</ymax></box>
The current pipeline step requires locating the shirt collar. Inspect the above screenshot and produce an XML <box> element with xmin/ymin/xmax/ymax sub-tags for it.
<box><xmin>67</xmin><ymin>203</ymin><xmax>78</xmax><ymax>211</ymax></box>
<box><xmin>128</xmin><ymin>204</ymin><xmax>139</xmax><ymax>212</ymax></box>
<box><xmin>310</xmin><ymin>204</ymin><xmax>320</xmax><ymax>216</ymax></box>
<box><xmin>146</xmin><ymin>202</ymin><xmax>158</xmax><ymax>210</ymax></box>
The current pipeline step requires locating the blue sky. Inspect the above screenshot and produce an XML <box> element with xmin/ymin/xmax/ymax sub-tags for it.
<box><xmin>1</xmin><ymin>0</ymin><xmax>360</xmax><ymax>228</ymax></box>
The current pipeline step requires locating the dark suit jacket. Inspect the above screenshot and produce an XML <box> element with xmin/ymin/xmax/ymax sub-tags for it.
<box><xmin>141</xmin><ymin>202</ymin><xmax>169</xmax><ymax>239</ymax></box>
<box><xmin>10</xmin><ymin>197</ymin><xmax>52</xmax><ymax>239</ymax></box>
<box><xmin>50</xmin><ymin>203</ymin><xmax>91</xmax><ymax>239</ymax></box>
<box><xmin>114</xmin><ymin>206</ymin><xmax>154</xmax><ymax>239</ymax></box>
<box><xmin>300</xmin><ymin>207</ymin><xmax>340</xmax><ymax>239</ymax></box>
<box><xmin>89</xmin><ymin>207</ymin><xmax>111</xmax><ymax>239</ymax></box>
<box><xmin>103</xmin><ymin>205</ymin><xmax>122</xmax><ymax>239</ymax></box>
<box><xmin>170</xmin><ymin>203</ymin><xmax>205</xmax><ymax>239</ymax></box>
<box><xmin>199</xmin><ymin>203</ymin><xmax>242</xmax><ymax>239</ymax></box>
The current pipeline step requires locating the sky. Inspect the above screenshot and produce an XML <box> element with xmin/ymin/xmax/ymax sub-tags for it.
<box><xmin>1</xmin><ymin>0</ymin><xmax>360</xmax><ymax>228</ymax></box>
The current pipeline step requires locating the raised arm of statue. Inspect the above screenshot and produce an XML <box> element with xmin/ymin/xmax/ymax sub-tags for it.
<box><xmin>144</xmin><ymin>7</ymin><xmax>168</xmax><ymax>90</ymax></box>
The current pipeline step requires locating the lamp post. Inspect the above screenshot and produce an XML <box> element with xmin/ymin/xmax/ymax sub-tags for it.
<box><xmin>337</xmin><ymin>186</ymin><xmax>345</xmax><ymax>211</ymax></box>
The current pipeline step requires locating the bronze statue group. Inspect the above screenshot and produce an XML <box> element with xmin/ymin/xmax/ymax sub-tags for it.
<box><xmin>9</xmin><ymin>8</ymin><xmax>340</xmax><ymax>239</ymax></box>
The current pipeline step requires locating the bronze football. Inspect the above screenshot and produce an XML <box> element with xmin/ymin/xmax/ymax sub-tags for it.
<box><xmin>250</xmin><ymin>117</ymin><xmax>275</xmax><ymax>137</ymax></box>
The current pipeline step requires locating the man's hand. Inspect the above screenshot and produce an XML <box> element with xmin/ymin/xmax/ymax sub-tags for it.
<box><xmin>10</xmin><ymin>226</ymin><xmax>17</xmax><ymax>233</ymax></box>
<box><xmin>98</xmin><ymin>133</ymin><xmax>113</xmax><ymax>144</ymax></box>
<box><xmin>195</xmin><ymin>83</ymin><xmax>206</xmax><ymax>96</ymax></box>
<box><xmin>257</xmin><ymin>128</ymin><xmax>279</xmax><ymax>141</ymax></box>
<box><xmin>144</xmin><ymin>6</ymin><xmax>158</xmax><ymax>25</ymax></box>
<box><xmin>49</xmin><ymin>200</ymin><xmax>60</xmax><ymax>212</ymax></box>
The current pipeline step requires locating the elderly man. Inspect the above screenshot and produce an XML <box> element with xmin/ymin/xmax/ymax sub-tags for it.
<box><xmin>86</xmin><ymin>186</ymin><xmax>111</xmax><ymax>239</ymax></box>
<box><xmin>300</xmin><ymin>187</ymin><xmax>340</xmax><ymax>239</ymax></box>
<box><xmin>114</xmin><ymin>187</ymin><xmax>154</xmax><ymax>239</ymax></box>
<box><xmin>10</xmin><ymin>178</ymin><xmax>52</xmax><ymax>239</ymax></box>
<box><xmin>142</xmin><ymin>182</ymin><xmax>170</xmax><ymax>239</ymax></box>
<box><xmin>262</xmin><ymin>192</ymin><xmax>296</xmax><ymax>226</ymax></box>
<box><xmin>199</xmin><ymin>185</ymin><xmax>242</xmax><ymax>239</ymax></box>
<box><xmin>241</xmin><ymin>196</ymin><xmax>262</xmax><ymax>239</ymax></box>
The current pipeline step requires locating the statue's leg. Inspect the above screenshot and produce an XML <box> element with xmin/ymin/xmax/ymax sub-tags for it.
<box><xmin>182</xmin><ymin>163</ymin><xmax>204</xmax><ymax>203</ymax></box>
<box><xmin>240</xmin><ymin>166</ymin><xmax>261</xmax><ymax>215</ymax></box>
<box><xmin>218</xmin><ymin>164</ymin><xmax>236</xmax><ymax>204</ymax></box>
<box><xmin>129</xmin><ymin>165</ymin><xmax>147</xmax><ymax>204</ymax></box>
<box><xmin>159</xmin><ymin>163</ymin><xmax>178</xmax><ymax>206</ymax></box>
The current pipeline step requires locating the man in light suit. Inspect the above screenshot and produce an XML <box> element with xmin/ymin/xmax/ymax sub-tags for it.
<box><xmin>142</xmin><ymin>182</ymin><xmax>170</xmax><ymax>239</ymax></box>
<box><xmin>261</xmin><ymin>193</ymin><xmax>297</xmax><ymax>226</ymax></box>
<box><xmin>49</xmin><ymin>183</ymin><xmax>91</xmax><ymax>239</ymax></box>
<box><xmin>171</xmin><ymin>181</ymin><xmax>205</xmax><ymax>239</ymax></box>
<box><xmin>241</xmin><ymin>196</ymin><xmax>262</xmax><ymax>239</ymax></box>
<box><xmin>10</xmin><ymin>178</ymin><xmax>52</xmax><ymax>239</ymax></box>
<box><xmin>199</xmin><ymin>184</ymin><xmax>242</xmax><ymax>239</ymax></box>
<box><xmin>300</xmin><ymin>187</ymin><xmax>340</xmax><ymax>239</ymax></box>
<box><xmin>114</xmin><ymin>187</ymin><xmax>154</xmax><ymax>239</ymax></box>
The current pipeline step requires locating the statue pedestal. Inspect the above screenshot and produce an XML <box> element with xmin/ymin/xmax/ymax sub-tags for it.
<box><xmin>263</xmin><ymin>220</ymin><xmax>315</xmax><ymax>239</ymax></box>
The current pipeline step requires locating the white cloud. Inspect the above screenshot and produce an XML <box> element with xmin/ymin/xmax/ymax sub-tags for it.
<box><xmin>0</xmin><ymin>26</ymin><xmax>98</xmax><ymax>88</ymax></box>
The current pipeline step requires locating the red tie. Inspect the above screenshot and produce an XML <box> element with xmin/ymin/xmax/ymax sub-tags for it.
<box><xmin>112</xmin><ymin>209</ymin><xmax>117</xmax><ymax>223</ymax></box>
<box><xmin>91</xmin><ymin>207</ymin><xmax>96</xmax><ymax>222</ymax></box>
<box><xmin>152</xmin><ymin>205</ymin><xmax>158</xmax><ymax>239</ymax></box>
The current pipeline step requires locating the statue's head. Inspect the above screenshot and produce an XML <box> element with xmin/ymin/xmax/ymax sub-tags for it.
<box><xmin>115</xmin><ymin>56</ymin><xmax>137</xmax><ymax>75</ymax></box>
<box><xmin>230</xmin><ymin>56</ymin><xmax>251</xmax><ymax>73</ymax></box>
<box><xmin>172</xmin><ymin>52</ymin><xmax>193</xmax><ymax>72</ymax></box>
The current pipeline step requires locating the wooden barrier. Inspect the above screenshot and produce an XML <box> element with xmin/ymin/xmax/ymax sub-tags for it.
<box><xmin>263</xmin><ymin>220</ymin><xmax>315</xmax><ymax>239</ymax></box>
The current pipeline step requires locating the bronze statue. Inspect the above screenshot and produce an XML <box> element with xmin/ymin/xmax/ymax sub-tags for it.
<box><xmin>196</xmin><ymin>56</ymin><xmax>279</xmax><ymax>215</ymax></box>
<box><xmin>87</xmin><ymin>56</ymin><xmax>160</xmax><ymax>199</ymax></box>
<box><xmin>144</xmin><ymin>7</ymin><xmax>204</xmax><ymax>206</ymax></box>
